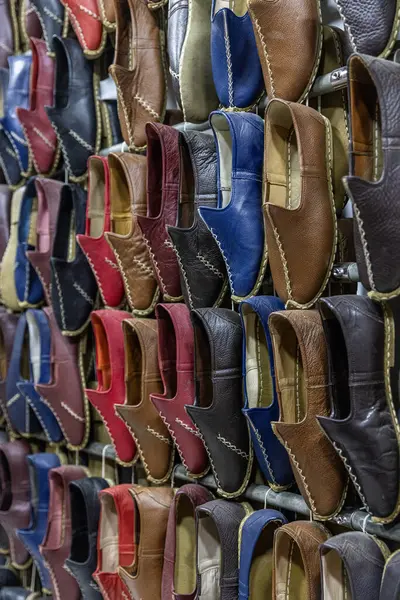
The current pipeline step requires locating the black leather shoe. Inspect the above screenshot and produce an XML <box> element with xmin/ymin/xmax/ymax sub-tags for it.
<box><xmin>168</xmin><ymin>130</ymin><xmax>228</xmax><ymax>310</ymax></box>
<box><xmin>45</xmin><ymin>36</ymin><xmax>98</xmax><ymax>182</ymax></box>
<box><xmin>318</xmin><ymin>296</ymin><xmax>400</xmax><ymax>523</ymax></box>
<box><xmin>0</xmin><ymin>129</ymin><xmax>22</xmax><ymax>187</ymax></box>
<box><xmin>380</xmin><ymin>550</ymin><xmax>400</xmax><ymax>599</ymax></box>
<box><xmin>0</xmin><ymin>568</ymin><xmax>20</xmax><ymax>589</ymax></box>
<box><xmin>51</xmin><ymin>184</ymin><xmax>98</xmax><ymax>336</ymax></box>
<box><xmin>0</xmin><ymin>589</ymin><xmax>29</xmax><ymax>600</ymax></box>
<box><xmin>30</xmin><ymin>0</ymin><xmax>66</xmax><ymax>55</ymax></box>
<box><xmin>186</xmin><ymin>308</ymin><xmax>252</xmax><ymax>498</ymax></box>
<box><xmin>65</xmin><ymin>477</ymin><xmax>109</xmax><ymax>600</ymax></box>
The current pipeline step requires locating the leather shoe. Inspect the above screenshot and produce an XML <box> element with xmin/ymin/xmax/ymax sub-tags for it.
<box><xmin>380</xmin><ymin>550</ymin><xmax>400</xmax><ymax>600</ymax></box>
<box><xmin>60</xmin><ymin>0</ymin><xmax>106</xmax><ymax>58</ymax></box>
<box><xmin>0</xmin><ymin>187</ymin><xmax>25</xmax><ymax>311</ymax></box>
<box><xmin>0</xmin><ymin>309</ymin><xmax>19</xmax><ymax>431</ymax></box>
<box><xmin>29</xmin><ymin>0</ymin><xmax>66</xmax><ymax>55</ymax></box>
<box><xmin>0</xmin><ymin>184</ymin><xmax>12</xmax><ymax>261</ymax></box>
<box><xmin>0</xmin><ymin>0</ymin><xmax>18</xmax><ymax>68</ymax></box>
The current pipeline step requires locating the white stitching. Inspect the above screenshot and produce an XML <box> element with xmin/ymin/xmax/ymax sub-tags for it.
<box><xmin>73</xmin><ymin>281</ymin><xmax>94</xmax><ymax>306</ymax></box>
<box><xmin>353</xmin><ymin>203</ymin><xmax>376</xmax><ymax>291</ymax></box>
<box><xmin>169</xmin><ymin>67</ymin><xmax>179</xmax><ymax>80</ymax></box>
<box><xmin>32</xmin><ymin>126</ymin><xmax>56</xmax><ymax>150</ymax></box>
<box><xmin>332</xmin><ymin>440</ymin><xmax>370</xmax><ymax>512</ymax></box>
<box><xmin>209</xmin><ymin>227</ymin><xmax>235</xmax><ymax>294</ymax></box>
<box><xmin>269</xmin><ymin>219</ymin><xmax>293</xmax><ymax>300</ymax></box>
<box><xmin>169</xmin><ymin>242</ymin><xmax>193</xmax><ymax>309</ymax></box>
<box><xmin>335</xmin><ymin>0</ymin><xmax>358</xmax><ymax>51</ymax></box>
<box><xmin>248</xmin><ymin>7</ymin><xmax>276</xmax><ymax>96</ymax></box>
<box><xmin>217</xmin><ymin>433</ymin><xmax>249</xmax><ymax>459</ymax></box>
<box><xmin>104</xmin><ymin>256</ymin><xmax>119</xmax><ymax>270</ymax></box>
<box><xmin>43</xmin><ymin>6</ymin><xmax>63</xmax><ymax>24</ymax></box>
<box><xmin>223</xmin><ymin>13</ymin><xmax>234</xmax><ymax>107</ymax></box>
<box><xmin>141</xmin><ymin>233</ymin><xmax>168</xmax><ymax>295</ymax></box>
<box><xmin>52</xmin><ymin>267</ymin><xmax>67</xmax><ymax>331</ymax></box>
<box><xmin>60</xmin><ymin>401</ymin><xmax>86</xmax><ymax>423</ymax></box>
<box><xmin>78</xmin><ymin>3</ymin><xmax>101</xmax><ymax>20</ymax></box>
<box><xmin>247</xmin><ymin>417</ymin><xmax>277</xmax><ymax>486</ymax></box>
<box><xmin>133</xmin><ymin>95</ymin><xmax>160</xmax><ymax>120</ymax></box>
<box><xmin>282</xmin><ymin>439</ymin><xmax>317</xmax><ymax>513</ymax></box>
<box><xmin>68</xmin><ymin>130</ymin><xmax>94</xmax><ymax>153</ymax></box>
<box><xmin>7</xmin><ymin>392</ymin><xmax>20</xmax><ymax>407</ymax></box>
<box><xmin>10</xmin><ymin>131</ymin><xmax>28</xmax><ymax>146</ymax></box>
<box><xmin>175</xmin><ymin>417</ymin><xmax>201</xmax><ymax>437</ymax></box>
<box><xmin>146</xmin><ymin>425</ymin><xmax>171</xmax><ymax>445</ymax></box>
<box><xmin>82</xmin><ymin>250</ymin><xmax>107</xmax><ymax>306</ymax></box>
<box><xmin>196</xmin><ymin>252</ymin><xmax>225</xmax><ymax>279</ymax></box>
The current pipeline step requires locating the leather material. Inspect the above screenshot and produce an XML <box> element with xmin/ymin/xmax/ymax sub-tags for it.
<box><xmin>269</xmin><ymin>309</ymin><xmax>348</xmax><ymax>519</ymax></box>
<box><xmin>118</xmin><ymin>486</ymin><xmax>174</xmax><ymax>600</ymax></box>
<box><xmin>0</xmin><ymin>0</ymin><xmax>17</xmax><ymax>68</ymax></box>
<box><xmin>273</xmin><ymin>521</ymin><xmax>330</xmax><ymax>600</ymax></box>
<box><xmin>45</xmin><ymin>37</ymin><xmax>97</xmax><ymax>181</ymax></box>
<box><xmin>60</xmin><ymin>0</ymin><xmax>106</xmax><ymax>58</ymax></box>
<box><xmin>162</xmin><ymin>484</ymin><xmax>213</xmax><ymax>600</ymax></box>
<box><xmin>16</xmin><ymin>37</ymin><xmax>59</xmax><ymax>177</ymax></box>
<box><xmin>264</xmin><ymin>99</ymin><xmax>337</xmax><ymax>309</ymax></box>
<box><xmin>0</xmin><ymin>309</ymin><xmax>19</xmax><ymax>429</ymax></box>
<box><xmin>318</xmin><ymin>296</ymin><xmax>400</xmax><ymax>522</ymax></box>
<box><xmin>196</xmin><ymin>499</ymin><xmax>247</xmax><ymax>600</ymax></box>
<box><xmin>65</xmin><ymin>477</ymin><xmax>108</xmax><ymax>600</ymax></box>
<box><xmin>94</xmin><ymin>485</ymin><xmax>137</xmax><ymax>600</ymax></box>
<box><xmin>0</xmin><ymin>67</ymin><xmax>8</xmax><ymax>120</ymax></box>
<box><xmin>151</xmin><ymin>303</ymin><xmax>208</xmax><ymax>477</ymax></box>
<box><xmin>380</xmin><ymin>550</ymin><xmax>400</xmax><ymax>600</ymax></box>
<box><xmin>17</xmin><ymin>309</ymin><xmax>63</xmax><ymax>443</ymax></box>
<box><xmin>35</xmin><ymin>307</ymin><xmax>88</xmax><ymax>449</ymax></box>
<box><xmin>238</xmin><ymin>509</ymin><xmax>287</xmax><ymax>600</ymax></box>
<box><xmin>211</xmin><ymin>2</ymin><xmax>263</xmax><ymax>108</ymax></box>
<box><xmin>0</xmin><ymin>186</ymin><xmax>11</xmax><ymax>262</ymax></box>
<box><xmin>137</xmin><ymin>123</ymin><xmax>183</xmax><ymax>301</ymax></box>
<box><xmin>167</xmin><ymin>0</ymin><xmax>188</xmax><ymax>108</ymax></box>
<box><xmin>321</xmin><ymin>532</ymin><xmax>386</xmax><ymax>600</ymax></box>
<box><xmin>20</xmin><ymin>0</ymin><xmax>42</xmax><ymax>52</ymax></box>
<box><xmin>167</xmin><ymin>130</ymin><xmax>228</xmax><ymax>310</ymax></box>
<box><xmin>77</xmin><ymin>155</ymin><xmax>125</xmax><ymax>308</ymax></box>
<box><xmin>51</xmin><ymin>183</ymin><xmax>98</xmax><ymax>336</ymax></box>
<box><xmin>86</xmin><ymin>310</ymin><xmax>137</xmax><ymax>465</ymax></box>
<box><xmin>345</xmin><ymin>54</ymin><xmax>400</xmax><ymax>300</ymax></box>
<box><xmin>6</xmin><ymin>312</ymin><xmax>42</xmax><ymax>435</ymax></box>
<box><xmin>106</xmin><ymin>152</ymin><xmax>159</xmax><ymax>315</ymax></box>
<box><xmin>115</xmin><ymin>318</ymin><xmax>174</xmax><ymax>482</ymax></box>
<box><xmin>186</xmin><ymin>308</ymin><xmax>252</xmax><ymax>498</ymax></box>
<box><xmin>29</xmin><ymin>0</ymin><xmax>66</xmax><ymax>55</ymax></box>
<box><xmin>0</xmin><ymin>440</ymin><xmax>31</xmax><ymax>567</ymax></box>
<box><xmin>109</xmin><ymin>0</ymin><xmax>167</xmax><ymax>151</ymax></box>
<box><xmin>0</xmin><ymin>127</ymin><xmax>22</xmax><ymax>188</ymax></box>
<box><xmin>248</xmin><ymin>0</ymin><xmax>322</xmax><ymax>102</ymax></box>
<box><xmin>336</xmin><ymin>0</ymin><xmax>399</xmax><ymax>58</ymax></box>
<box><xmin>40</xmin><ymin>465</ymin><xmax>86</xmax><ymax>600</ymax></box>
<box><xmin>26</xmin><ymin>178</ymin><xmax>63</xmax><ymax>306</ymax></box>
<box><xmin>200</xmin><ymin>111</ymin><xmax>265</xmax><ymax>300</ymax></box>
<box><xmin>17</xmin><ymin>452</ymin><xmax>61</xmax><ymax>592</ymax></box>
<box><xmin>1</xmin><ymin>54</ymin><xmax>31</xmax><ymax>174</ymax></box>
<box><xmin>0</xmin><ymin>588</ymin><xmax>30</xmax><ymax>600</ymax></box>
<box><xmin>97</xmin><ymin>0</ymin><xmax>115</xmax><ymax>29</ymax></box>
<box><xmin>14</xmin><ymin>178</ymin><xmax>44</xmax><ymax>308</ymax></box>
<box><xmin>240</xmin><ymin>296</ymin><xmax>293</xmax><ymax>490</ymax></box>
<box><xmin>0</xmin><ymin>187</ymin><xmax>24</xmax><ymax>311</ymax></box>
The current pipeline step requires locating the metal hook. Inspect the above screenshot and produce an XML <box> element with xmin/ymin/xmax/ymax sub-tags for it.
<box><xmin>131</xmin><ymin>465</ymin><xmax>136</xmax><ymax>485</ymax></box>
<box><xmin>362</xmin><ymin>514</ymin><xmax>370</xmax><ymax>535</ymax></box>
<box><xmin>264</xmin><ymin>487</ymin><xmax>274</xmax><ymax>509</ymax></box>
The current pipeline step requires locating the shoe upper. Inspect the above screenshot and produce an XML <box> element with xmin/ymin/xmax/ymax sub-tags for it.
<box><xmin>60</xmin><ymin>0</ymin><xmax>106</xmax><ymax>57</ymax></box>
<box><xmin>0</xmin><ymin>0</ymin><xmax>17</xmax><ymax>68</ymax></box>
<box><xmin>0</xmin><ymin>187</ymin><xmax>25</xmax><ymax>310</ymax></box>
<box><xmin>0</xmin><ymin>309</ymin><xmax>19</xmax><ymax>429</ymax></box>
<box><xmin>29</xmin><ymin>0</ymin><xmax>66</xmax><ymax>55</ymax></box>
<box><xmin>0</xmin><ymin>185</ymin><xmax>11</xmax><ymax>262</ymax></box>
<box><xmin>380</xmin><ymin>550</ymin><xmax>400</xmax><ymax>600</ymax></box>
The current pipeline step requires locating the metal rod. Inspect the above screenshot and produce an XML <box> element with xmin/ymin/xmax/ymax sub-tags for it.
<box><xmin>332</xmin><ymin>262</ymin><xmax>360</xmax><ymax>283</ymax></box>
<box><xmin>309</xmin><ymin>67</ymin><xmax>348</xmax><ymax>98</ymax></box>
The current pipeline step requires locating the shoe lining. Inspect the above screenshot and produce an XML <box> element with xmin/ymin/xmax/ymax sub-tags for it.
<box><xmin>272</xmin><ymin>318</ymin><xmax>307</xmax><ymax>424</ymax></box>
<box><xmin>36</xmin><ymin>190</ymin><xmax>50</xmax><ymax>253</ymax></box>
<box><xmin>197</xmin><ymin>515</ymin><xmax>220</xmax><ymax>600</ymax></box>
<box><xmin>156</xmin><ymin>307</ymin><xmax>177</xmax><ymax>398</ymax></box>
<box><xmin>92</xmin><ymin>317</ymin><xmax>112</xmax><ymax>391</ymax></box>
<box><xmin>53</xmin><ymin>39</ymin><xmax>69</xmax><ymax>110</ymax></box>
<box><xmin>124</xmin><ymin>324</ymin><xmax>143</xmax><ymax>407</ymax></box>
<box><xmin>249</xmin><ymin>523</ymin><xmax>278</xmax><ymax>599</ymax></box>
<box><xmin>109</xmin><ymin>156</ymin><xmax>133</xmax><ymax>236</ymax></box>
<box><xmin>43</xmin><ymin>471</ymin><xmax>64</xmax><ymax>551</ymax></box>
<box><xmin>266</xmin><ymin>102</ymin><xmax>301</xmax><ymax>210</ymax></box>
<box><xmin>26</xmin><ymin>311</ymin><xmax>41</xmax><ymax>384</ymax></box>
<box><xmin>99</xmin><ymin>495</ymin><xmax>119</xmax><ymax>572</ymax></box>
<box><xmin>214</xmin><ymin>0</ymin><xmax>247</xmax><ymax>16</ymax></box>
<box><xmin>69</xmin><ymin>484</ymin><xmax>89</xmax><ymax>563</ymax></box>
<box><xmin>19</xmin><ymin>329</ymin><xmax>30</xmax><ymax>382</ymax></box>
<box><xmin>28</xmin><ymin>461</ymin><xmax>39</xmax><ymax>521</ymax></box>
<box><xmin>179</xmin><ymin>141</ymin><xmax>195</xmax><ymax>228</ymax></box>
<box><xmin>88</xmin><ymin>160</ymin><xmax>106</xmax><ymax>238</ymax></box>
<box><xmin>192</xmin><ymin>313</ymin><xmax>213</xmax><ymax>409</ymax></box>
<box><xmin>322</xmin><ymin>550</ymin><xmax>352</xmax><ymax>600</ymax></box>
<box><xmin>174</xmin><ymin>494</ymin><xmax>196</xmax><ymax>595</ymax></box>
<box><xmin>349</xmin><ymin>57</ymin><xmax>383</xmax><ymax>182</ymax></box>
<box><xmin>211</xmin><ymin>114</ymin><xmax>232</xmax><ymax>208</ymax></box>
<box><xmin>275</xmin><ymin>535</ymin><xmax>307</xmax><ymax>600</ymax></box>
<box><xmin>242</xmin><ymin>305</ymin><xmax>273</xmax><ymax>409</ymax></box>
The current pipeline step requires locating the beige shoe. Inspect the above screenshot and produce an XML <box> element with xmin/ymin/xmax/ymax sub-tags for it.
<box><xmin>0</xmin><ymin>186</ymin><xmax>25</xmax><ymax>311</ymax></box>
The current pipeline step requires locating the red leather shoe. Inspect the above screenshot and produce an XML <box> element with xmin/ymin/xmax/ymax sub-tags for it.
<box><xmin>151</xmin><ymin>303</ymin><xmax>208</xmax><ymax>478</ymax></box>
<box><xmin>16</xmin><ymin>37</ymin><xmax>59</xmax><ymax>176</ymax></box>
<box><xmin>60</xmin><ymin>0</ymin><xmax>106</xmax><ymax>58</ymax></box>
<box><xmin>77</xmin><ymin>156</ymin><xmax>125</xmax><ymax>308</ymax></box>
<box><xmin>86</xmin><ymin>310</ymin><xmax>138</xmax><ymax>465</ymax></box>
<box><xmin>26</xmin><ymin>178</ymin><xmax>63</xmax><ymax>305</ymax></box>
<box><xmin>94</xmin><ymin>485</ymin><xmax>136</xmax><ymax>600</ymax></box>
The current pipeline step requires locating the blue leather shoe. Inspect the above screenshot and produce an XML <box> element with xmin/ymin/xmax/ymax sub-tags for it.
<box><xmin>211</xmin><ymin>0</ymin><xmax>264</xmax><ymax>109</ymax></box>
<box><xmin>239</xmin><ymin>509</ymin><xmax>287</xmax><ymax>600</ymax></box>
<box><xmin>14</xmin><ymin>178</ymin><xmax>44</xmax><ymax>308</ymax></box>
<box><xmin>199</xmin><ymin>111</ymin><xmax>265</xmax><ymax>301</ymax></box>
<box><xmin>17</xmin><ymin>309</ymin><xmax>63</xmax><ymax>443</ymax></box>
<box><xmin>240</xmin><ymin>296</ymin><xmax>293</xmax><ymax>490</ymax></box>
<box><xmin>1</xmin><ymin>55</ymin><xmax>31</xmax><ymax>174</ymax></box>
<box><xmin>17</xmin><ymin>452</ymin><xmax>61</xmax><ymax>593</ymax></box>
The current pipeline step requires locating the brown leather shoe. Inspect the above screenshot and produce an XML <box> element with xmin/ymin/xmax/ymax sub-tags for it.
<box><xmin>105</xmin><ymin>152</ymin><xmax>159</xmax><ymax>315</ymax></box>
<box><xmin>273</xmin><ymin>521</ymin><xmax>331</xmax><ymax>600</ymax></box>
<box><xmin>115</xmin><ymin>318</ymin><xmax>174</xmax><ymax>484</ymax></box>
<box><xmin>248</xmin><ymin>0</ymin><xmax>322</xmax><ymax>102</ymax></box>
<box><xmin>109</xmin><ymin>0</ymin><xmax>167</xmax><ymax>151</ymax></box>
<box><xmin>119</xmin><ymin>486</ymin><xmax>174</xmax><ymax>600</ymax></box>
<box><xmin>264</xmin><ymin>99</ymin><xmax>337</xmax><ymax>309</ymax></box>
<box><xmin>269</xmin><ymin>309</ymin><xmax>348</xmax><ymax>520</ymax></box>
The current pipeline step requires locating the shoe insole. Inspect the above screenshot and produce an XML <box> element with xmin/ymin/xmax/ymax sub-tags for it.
<box><xmin>26</xmin><ymin>311</ymin><xmax>41</xmax><ymax>383</ymax></box>
<box><xmin>174</xmin><ymin>495</ymin><xmax>196</xmax><ymax>595</ymax></box>
<box><xmin>99</xmin><ymin>495</ymin><xmax>119</xmax><ymax>573</ymax></box>
<box><xmin>210</xmin><ymin>113</ymin><xmax>232</xmax><ymax>208</ymax></box>
<box><xmin>198</xmin><ymin>515</ymin><xmax>220</xmax><ymax>600</ymax></box>
<box><xmin>27</xmin><ymin>196</ymin><xmax>38</xmax><ymax>248</ymax></box>
<box><xmin>249</xmin><ymin>524</ymin><xmax>276</xmax><ymax>599</ymax></box>
<box><xmin>88</xmin><ymin>161</ymin><xmax>106</xmax><ymax>238</ymax></box>
<box><xmin>242</xmin><ymin>307</ymin><xmax>273</xmax><ymax>409</ymax></box>
<box><xmin>193</xmin><ymin>313</ymin><xmax>213</xmax><ymax>409</ymax></box>
<box><xmin>124</xmin><ymin>325</ymin><xmax>143</xmax><ymax>407</ymax></box>
<box><xmin>276</xmin><ymin>537</ymin><xmax>308</xmax><ymax>600</ymax></box>
<box><xmin>109</xmin><ymin>157</ymin><xmax>134</xmax><ymax>236</ymax></box>
<box><xmin>322</xmin><ymin>550</ymin><xmax>352</xmax><ymax>600</ymax></box>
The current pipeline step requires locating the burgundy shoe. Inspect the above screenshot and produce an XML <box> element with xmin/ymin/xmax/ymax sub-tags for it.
<box><xmin>0</xmin><ymin>309</ymin><xmax>19</xmax><ymax>431</ymax></box>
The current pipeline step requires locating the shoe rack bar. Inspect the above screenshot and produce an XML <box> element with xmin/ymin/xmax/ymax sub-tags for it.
<box><xmin>331</xmin><ymin>262</ymin><xmax>360</xmax><ymax>282</ymax></box>
<box><xmin>309</xmin><ymin>66</ymin><xmax>348</xmax><ymax>98</ymax></box>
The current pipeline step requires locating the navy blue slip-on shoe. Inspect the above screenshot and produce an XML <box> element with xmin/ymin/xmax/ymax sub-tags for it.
<box><xmin>199</xmin><ymin>111</ymin><xmax>266</xmax><ymax>302</ymax></box>
<box><xmin>240</xmin><ymin>296</ymin><xmax>293</xmax><ymax>490</ymax></box>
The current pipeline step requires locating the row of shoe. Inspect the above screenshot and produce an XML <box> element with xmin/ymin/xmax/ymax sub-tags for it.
<box><xmin>2</xmin><ymin>289</ymin><xmax>399</xmax><ymax>525</ymax></box>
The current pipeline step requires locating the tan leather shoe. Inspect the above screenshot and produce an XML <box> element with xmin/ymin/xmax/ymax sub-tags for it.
<box><xmin>105</xmin><ymin>152</ymin><xmax>159</xmax><ymax>315</ymax></box>
<box><xmin>0</xmin><ymin>187</ymin><xmax>24</xmax><ymax>311</ymax></box>
<box><xmin>273</xmin><ymin>521</ymin><xmax>331</xmax><ymax>600</ymax></box>
<box><xmin>269</xmin><ymin>309</ymin><xmax>348</xmax><ymax>520</ymax></box>
<box><xmin>97</xmin><ymin>0</ymin><xmax>115</xmax><ymax>30</ymax></box>
<box><xmin>119</xmin><ymin>486</ymin><xmax>174</xmax><ymax>600</ymax></box>
<box><xmin>248</xmin><ymin>0</ymin><xmax>322</xmax><ymax>102</ymax></box>
<box><xmin>115</xmin><ymin>318</ymin><xmax>174</xmax><ymax>484</ymax></box>
<box><xmin>264</xmin><ymin>99</ymin><xmax>337</xmax><ymax>309</ymax></box>
<box><xmin>109</xmin><ymin>0</ymin><xmax>167</xmax><ymax>151</ymax></box>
